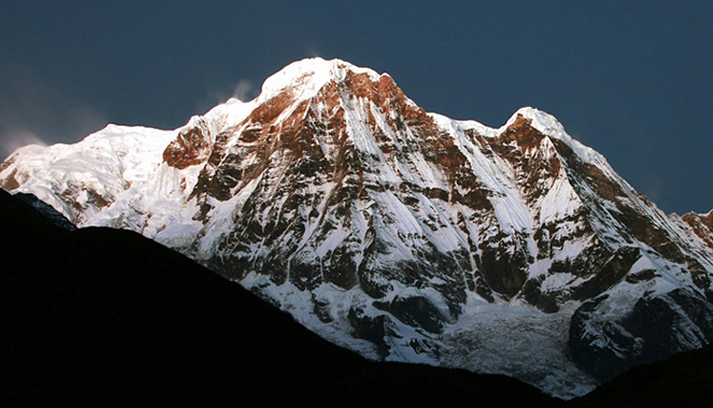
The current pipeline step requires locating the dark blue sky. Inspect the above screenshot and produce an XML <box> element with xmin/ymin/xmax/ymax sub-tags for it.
<box><xmin>1</xmin><ymin>1</ymin><xmax>711</xmax><ymax>214</ymax></box>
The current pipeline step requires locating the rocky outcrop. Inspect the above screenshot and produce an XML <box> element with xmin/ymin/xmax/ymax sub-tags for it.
<box><xmin>682</xmin><ymin>211</ymin><xmax>713</xmax><ymax>251</ymax></box>
<box><xmin>163</xmin><ymin>118</ymin><xmax>212</xmax><ymax>169</ymax></box>
<box><xmin>570</xmin><ymin>288</ymin><xmax>713</xmax><ymax>382</ymax></box>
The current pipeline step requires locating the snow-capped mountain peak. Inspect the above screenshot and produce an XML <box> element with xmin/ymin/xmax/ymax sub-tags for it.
<box><xmin>2</xmin><ymin>57</ymin><xmax>713</xmax><ymax>399</ymax></box>
<box><xmin>258</xmin><ymin>57</ymin><xmax>382</xmax><ymax>102</ymax></box>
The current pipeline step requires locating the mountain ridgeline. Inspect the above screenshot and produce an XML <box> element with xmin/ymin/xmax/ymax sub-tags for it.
<box><xmin>2</xmin><ymin>58</ymin><xmax>713</xmax><ymax>398</ymax></box>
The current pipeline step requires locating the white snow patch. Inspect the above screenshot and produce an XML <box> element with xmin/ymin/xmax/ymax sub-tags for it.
<box><xmin>441</xmin><ymin>297</ymin><xmax>598</xmax><ymax>399</ymax></box>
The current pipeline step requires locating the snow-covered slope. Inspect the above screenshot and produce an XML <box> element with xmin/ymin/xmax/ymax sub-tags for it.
<box><xmin>3</xmin><ymin>57</ymin><xmax>713</xmax><ymax>398</ymax></box>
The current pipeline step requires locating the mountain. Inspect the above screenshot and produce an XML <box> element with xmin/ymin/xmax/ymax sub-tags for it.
<box><xmin>2</xmin><ymin>57</ymin><xmax>713</xmax><ymax>398</ymax></box>
<box><xmin>5</xmin><ymin>188</ymin><xmax>713</xmax><ymax>407</ymax></box>
<box><xmin>0</xmin><ymin>188</ymin><xmax>561</xmax><ymax>407</ymax></box>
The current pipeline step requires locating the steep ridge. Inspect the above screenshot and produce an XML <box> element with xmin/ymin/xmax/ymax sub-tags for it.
<box><xmin>2</xmin><ymin>58</ymin><xmax>713</xmax><ymax>397</ymax></box>
<box><xmin>677</xmin><ymin>210</ymin><xmax>713</xmax><ymax>252</ymax></box>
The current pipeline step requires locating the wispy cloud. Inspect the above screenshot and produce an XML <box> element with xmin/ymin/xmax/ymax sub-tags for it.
<box><xmin>197</xmin><ymin>78</ymin><xmax>260</xmax><ymax>114</ymax></box>
<box><xmin>232</xmin><ymin>79</ymin><xmax>256</xmax><ymax>102</ymax></box>
<box><xmin>0</xmin><ymin>103</ymin><xmax>107</xmax><ymax>161</ymax></box>
<box><xmin>0</xmin><ymin>129</ymin><xmax>47</xmax><ymax>158</ymax></box>
<box><xmin>0</xmin><ymin>62</ymin><xmax>107</xmax><ymax>161</ymax></box>
<box><xmin>306</xmin><ymin>44</ymin><xmax>323</xmax><ymax>58</ymax></box>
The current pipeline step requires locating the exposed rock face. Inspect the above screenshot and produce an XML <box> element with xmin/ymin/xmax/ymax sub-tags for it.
<box><xmin>2</xmin><ymin>57</ymin><xmax>712</xmax><ymax>398</ymax></box>
<box><xmin>570</xmin><ymin>287</ymin><xmax>713</xmax><ymax>382</ymax></box>
<box><xmin>681</xmin><ymin>211</ymin><xmax>713</xmax><ymax>251</ymax></box>
<box><xmin>163</xmin><ymin>117</ymin><xmax>213</xmax><ymax>169</ymax></box>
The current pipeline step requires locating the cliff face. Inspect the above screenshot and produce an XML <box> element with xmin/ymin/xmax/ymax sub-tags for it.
<box><xmin>3</xmin><ymin>58</ymin><xmax>713</xmax><ymax>398</ymax></box>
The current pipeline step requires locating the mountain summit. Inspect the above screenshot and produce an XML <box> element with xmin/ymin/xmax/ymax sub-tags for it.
<box><xmin>3</xmin><ymin>57</ymin><xmax>713</xmax><ymax>398</ymax></box>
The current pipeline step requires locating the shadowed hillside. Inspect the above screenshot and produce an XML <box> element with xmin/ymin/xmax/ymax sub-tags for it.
<box><xmin>0</xmin><ymin>188</ymin><xmax>560</xmax><ymax>407</ymax></box>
